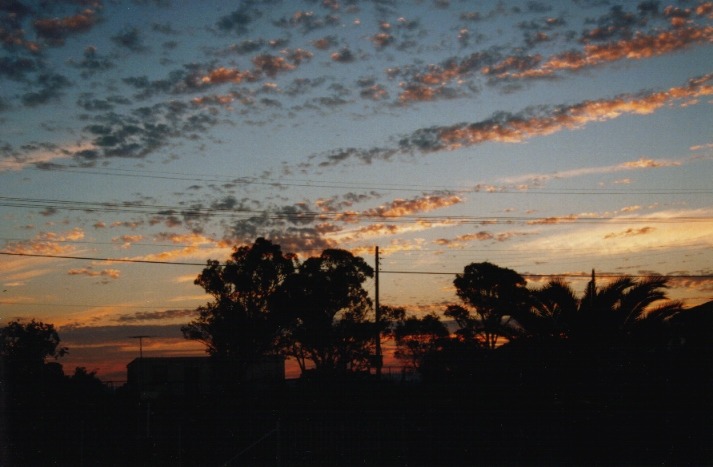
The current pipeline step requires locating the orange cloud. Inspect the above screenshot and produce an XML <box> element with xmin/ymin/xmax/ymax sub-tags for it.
<box><xmin>363</xmin><ymin>194</ymin><xmax>463</xmax><ymax>218</ymax></box>
<box><xmin>618</xmin><ymin>205</ymin><xmax>642</xmax><ymax>213</ymax></box>
<box><xmin>355</xmin><ymin>223</ymin><xmax>401</xmax><ymax>236</ymax></box>
<box><xmin>438</xmin><ymin>74</ymin><xmax>713</xmax><ymax>150</ymax></box>
<box><xmin>153</xmin><ymin>232</ymin><xmax>222</xmax><ymax>246</ymax></box>
<box><xmin>197</xmin><ymin>53</ymin><xmax>311</xmax><ymax>88</ymax></box>
<box><xmin>0</xmin><ymin>142</ymin><xmax>94</xmax><ymax>172</ymax></box>
<box><xmin>603</xmin><ymin>227</ymin><xmax>655</xmax><ymax>239</ymax></box>
<box><xmin>527</xmin><ymin>215</ymin><xmax>578</xmax><ymax>225</ymax></box>
<box><xmin>123</xmin><ymin>234</ymin><xmax>231</xmax><ymax>263</ymax></box>
<box><xmin>335</xmin><ymin>223</ymin><xmax>427</xmax><ymax>244</ymax></box>
<box><xmin>0</xmin><ymin>28</ymin><xmax>40</xmax><ymax>53</ymax></box>
<box><xmin>497</xmin><ymin>26</ymin><xmax>713</xmax><ymax>79</ymax></box>
<box><xmin>331</xmin><ymin>193</ymin><xmax>462</xmax><ymax>226</ymax></box>
<box><xmin>283</xmin><ymin>48</ymin><xmax>313</xmax><ymax>64</ymax></box>
<box><xmin>435</xmin><ymin>231</ymin><xmax>494</xmax><ymax>246</ymax></box>
<box><xmin>335</xmin><ymin>224</ymin><xmax>404</xmax><ymax>243</ymax></box>
<box><xmin>499</xmin><ymin>156</ymin><xmax>686</xmax><ymax>187</ymax></box>
<box><xmin>192</xmin><ymin>93</ymin><xmax>239</xmax><ymax>107</ymax></box>
<box><xmin>330</xmin><ymin>219</ymin><xmax>458</xmax><ymax>245</ymax></box>
<box><xmin>398</xmin><ymin>85</ymin><xmax>437</xmax><ymax>102</ymax></box>
<box><xmin>113</xmin><ymin>234</ymin><xmax>143</xmax><ymax>248</ymax></box>
<box><xmin>3</xmin><ymin>229</ymin><xmax>85</xmax><ymax>255</ymax></box>
<box><xmin>128</xmin><ymin>246</ymin><xmax>200</xmax><ymax>262</ymax></box>
<box><xmin>312</xmin><ymin>37</ymin><xmax>336</xmax><ymax>50</ymax></box>
<box><xmin>199</xmin><ymin>67</ymin><xmax>254</xmax><ymax>85</ymax></box>
<box><xmin>67</xmin><ymin>268</ymin><xmax>121</xmax><ymax>280</ymax></box>
<box><xmin>667</xmin><ymin>276</ymin><xmax>713</xmax><ymax>292</ymax></box>
<box><xmin>495</xmin><ymin>231</ymin><xmax>532</xmax><ymax>242</ymax></box>
<box><xmin>413</xmin><ymin>64</ymin><xmax>463</xmax><ymax>86</ymax></box>
<box><xmin>696</xmin><ymin>2</ymin><xmax>713</xmax><ymax>17</ymax></box>
<box><xmin>435</xmin><ymin>230</ymin><xmax>532</xmax><ymax>247</ymax></box>
<box><xmin>514</xmin><ymin>209</ymin><xmax>713</xmax><ymax>265</ymax></box>
<box><xmin>350</xmin><ymin>238</ymin><xmax>427</xmax><ymax>257</ymax></box>
<box><xmin>482</xmin><ymin>54</ymin><xmax>542</xmax><ymax>78</ymax></box>
<box><xmin>360</xmin><ymin>84</ymin><xmax>389</xmax><ymax>100</ymax></box>
<box><xmin>33</xmin><ymin>9</ymin><xmax>99</xmax><ymax>45</ymax></box>
<box><xmin>622</xmin><ymin>157</ymin><xmax>683</xmax><ymax>169</ymax></box>
<box><xmin>0</xmin><ymin>267</ymin><xmax>54</xmax><ymax>287</ymax></box>
<box><xmin>252</xmin><ymin>54</ymin><xmax>296</xmax><ymax>77</ymax></box>
<box><xmin>370</xmin><ymin>32</ymin><xmax>394</xmax><ymax>48</ymax></box>
<box><xmin>690</xmin><ymin>142</ymin><xmax>713</xmax><ymax>151</ymax></box>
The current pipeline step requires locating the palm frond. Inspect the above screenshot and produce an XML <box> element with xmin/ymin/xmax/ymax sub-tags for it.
<box><xmin>619</xmin><ymin>276</ymin><xmax>670</xmax><ymax>325</ymax></box>
<box><xmin>643</xmin><ymin>300</ymin><xmax>683</xmax><ymax>322</ymax></box>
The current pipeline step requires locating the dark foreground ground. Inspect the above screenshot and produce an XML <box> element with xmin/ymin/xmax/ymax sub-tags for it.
<box><xmin>5</xmin><ymin>305</ymin><xmax>713</xmax><ymax>466</ymax></box>
<box><xmin>4</xmin><ymin>353</ymin><xmax>711</xmax><ymax>467</ymax></box>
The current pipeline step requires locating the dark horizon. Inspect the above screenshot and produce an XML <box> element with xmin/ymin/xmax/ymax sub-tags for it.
<box><xmin>2</xmin><ymin>297</ymin><xmax>711</xmax><ymax>465</ymax></box>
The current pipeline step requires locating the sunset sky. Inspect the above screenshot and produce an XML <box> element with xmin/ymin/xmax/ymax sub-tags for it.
<box><xmin>1</xmin><ymin>0</ymin><xmax>712</xmax><ymax>380</ymax></box>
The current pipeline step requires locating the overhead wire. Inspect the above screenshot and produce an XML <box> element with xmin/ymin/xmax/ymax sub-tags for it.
<box><xmin>0</xmin><ymin>251</ymin><xmax>205</xmax><ymax>266</ymax></box>
<box><xmin>24</xmin><ymin>165</ymin><xmax>713</xmax><ymax>195</ymax></box>
<box><xmin>0</xmin><ymin>195</ymin><xmax>711</xmax><ymax>225</ymax></box>
<box><xmin>1</xmin><ymin>251</ymin><xmax>711</xmax><ymax>279</ymax></box>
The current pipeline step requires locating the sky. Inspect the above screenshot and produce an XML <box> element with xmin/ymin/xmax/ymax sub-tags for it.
<box><xmin>1</xmin><ymin>0</ymin><xmax>712</xmax><ymax>381</ymax></box>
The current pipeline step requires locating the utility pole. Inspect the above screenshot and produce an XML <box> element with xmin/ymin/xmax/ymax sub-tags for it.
<box><xmin>130</xmin><ymin>335</ymin><xmax>153</xmax><ymax>439</ymax></box>
<box><xmin>587</xmin><ymin>269</ymin><xmax>596</xmax><ymax>311</ymax></box>
<box><xmin>130</xmin><ymin>335</ymin><xmax>152</xmax><ymax>359</ymax></box>
<box><xmin>374</xmin><ymin>246</ymin><xmax>382</xmax><ymax>378</ymax></box>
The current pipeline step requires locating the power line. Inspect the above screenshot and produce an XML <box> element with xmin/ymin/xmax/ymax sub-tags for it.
<box><xmin>0</xmin><ymin>237</ymin><xmax>206</xmax><ymax>249</ymax></box>
<box><xmin>381</xmin><ymin>270</ymin><xmax>713</xmax><ymax>279</ymax></box>
<box><xmin>16</xmin><ymin>167</ymin><xmax>713</xmax><ymax>195</ymax></box>
<box><xmin>0</xmin><ymin>302</ymin><xmax>194</xmax><ymax>310</ymax></box>
<box><xmin>2</xmin><ymin>238</ymin><xmax>709</xmax><ymax>261</ymax></box>
<box><xmin>1</xmin><ymin>250</ymin><xmax>711</xmax><ymax>279</ymax></box>
<box><xmin>31</xmin><ymin>166</ymin><xmax>441</xmax><ymax>193</ymax></box>
<box><xmin>28</xmin><ymin>165</ymin><xmax>713</xmax><ymax>195</ymax></box>
<box><xmin>0</xmin><ymin>251</ymin><xmax>205</xmax><ymax>266</ymax></box>
<box><xmin>1</xmin><ymin>195</ymin><xmax>712</xmax><ymax>224</ymax></box>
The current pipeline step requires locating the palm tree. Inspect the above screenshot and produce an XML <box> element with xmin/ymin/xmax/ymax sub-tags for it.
<box><xmin>513</xmin><ymin>272</ymin><xmax>684</xmax><ymax>406</ymax></box>
<box><xmin>519</xmin><ymin>278</ymin><xmax>579</xmax><ymax>340</ymax></box>
<box><xmin>514</xmin><ymin>271</ymin><xmax>683</xmax><ymax>350</ymax></box>
<box><xmin>574</xmin><ymin>273</ymin><xmax>682</xmax><ymax>345</ymax></box>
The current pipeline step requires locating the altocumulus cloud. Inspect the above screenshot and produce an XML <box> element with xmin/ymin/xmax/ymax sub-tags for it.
<box><xmin>67</xmin><ymin>268</ymin><xmax>121</xmax><ymax>280</ymax></box>
<box><xmin>115</xmin><ymin>309</ymin><xmax>197</xmax><ymax>323</ymax></box>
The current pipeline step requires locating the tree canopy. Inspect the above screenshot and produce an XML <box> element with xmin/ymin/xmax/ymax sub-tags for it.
<box><xmin>1</xmin><ymin>319</ymin><xmax>67</xmax><ymax>382</ymax></box>
<box><xmin>277</xmin><ymin>248</ymin><xmax>375</xmax><ymax>375</ymax></box>
<box><xmin>183</xmin><ymin>240</ymin><xmax>381</xmax><ymax>380</ymax></box>
<box><xmin>520</xmin><ymin>273</ymin><xmax>683</xmax><ymax>345</ymax></box>
<box><xmin>181</xmin><ymin>237</ymin><xmax>297</xmax><ymax>383</ymax></box>
<box><xmin>447</xmin><ymin>261</ymin><xmax>529</xmax><ymax>349</ymax></box>
<box><xmin>392</xmin><ymin>312</ymin><xmax>449</xmax><ymax>371</ymax></box>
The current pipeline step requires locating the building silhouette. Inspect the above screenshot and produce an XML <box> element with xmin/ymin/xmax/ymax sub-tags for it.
<box><xmin>127</xmin><ymin>355</ymin><xmax>285</xmax><ymax>398</ymax></box>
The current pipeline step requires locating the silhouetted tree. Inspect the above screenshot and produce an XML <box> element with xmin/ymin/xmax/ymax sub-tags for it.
<box><xmin>418</xmin><ymin>335</ymin><xmax>486</xmax><ymax>384</ymax></box>
<box><xmin>1</xmin><ymin>319</ymin><xmax>69</xmax><ymax>464</ymax></box>
<box><xmin>507</xmin><ymin>273</ymin><xmax>686</xmax><ymax>409</ymax></box>
<box><xmin>277</xmin><ymin>249</ymin><xmax>374</xmax><ymax>375</ymax></box>
<box><xmin>392</xmin><ymin>312</ymin><xmax>449</xmax><ymax>371</ymax></box>
<box><xmin>67</xmin><ymin>366</ymin><xmax>107</xmax><ymax>399</ymax></box>
<box><xmin>182</xmin><ymin>238</ymin><xmax>297</xmax><ymax>386</ymax></box>
<box><xmin>1</xmin><ymin>319</ymin><xmax>67</xmax><ymax>383</ymax></box>
<box><xmin>577</xmin><ymin>274</ymin><xmax>682</xmax><ymax>344</ymax></box>
<box><xmin>519</xmin><ymin>273</ymin><xmax>682</xmax><ymax>344</ymax></box>
<box><xmin>446</xmin><ymin>262</ymin><xmax>529</xmax><ymax>349</ymax></box>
